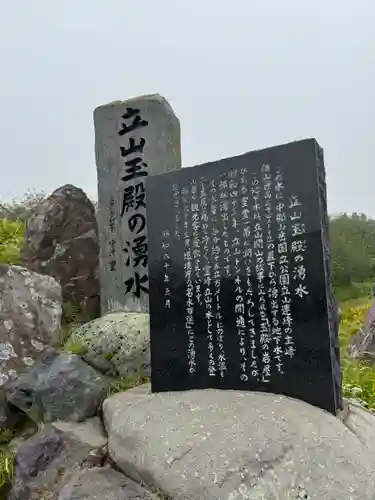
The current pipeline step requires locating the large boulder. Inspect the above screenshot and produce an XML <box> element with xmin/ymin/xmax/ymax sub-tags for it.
<box><xmin>6</xmin><ymin>351</ymin><xmax>110</xmax><ymax>423</ymax></box>
<box><xmin>20</xmin><ymin>184</ymin><xmax>100</xmax><ymax>323</ymax></box>
<box><xmin>0</xmin><ymin>265</ymin><xmax>62</xmax><ymax>386</ymax></box>
<box><xmin>103</xmin><ymin>384</ymin><xmax>375</xmax><ymax>500</ymax></box>
<box><xmin>69</xmin><ymin>312</ymin><xmax>150</xmax><ymax>377</ymax></box>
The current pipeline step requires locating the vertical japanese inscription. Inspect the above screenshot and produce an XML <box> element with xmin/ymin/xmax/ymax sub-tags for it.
<box><xmin>290</xmin><ymin>195</ymin><xmax>309</xmax><ymax>300</ymax></box>
<box><xmin>182</xmin><ymin>186</ymin><xmax>197</xmax><ymax>374</ymax></box>
<box><xmin>252</xmin><ymin>171</ymin><xmax>271</xmax><ymax>383</ymax></box>
<box><xmin>162</xmin><ymin>229</ymin><xmax>171</xmax><ymax>309</ymax></box>
<box><xmin>275</xmin><ymin>168</ymin><xmax>295</xmax><ymax>364</ymax></box>
<box><xmin>200</xmin><ymin>178</ymin><xmax>216</xmax><ymax>377</ymax></box>
<box><xmin>118</xmin><ymin>107</ymin><xmax>149</xmax><ymax>300</ymax></box>
<box><xmin>107</xmin><ymin>196</ymin><xmax>116</xmax><ymax>273</ymax></box>
<box><xmin>229</xmin><ymin>169</ymin><xmax>247</xmax><ymax>382</ymax></box>
<box><xmin>219</xmin><ymin>178</ymin><xmax>231</xmax><ymax>277</ymax></box>
<box><xmin>240</xmin><ymin>169</ymin><xmax>258</xmax><ymax>380</ymax></box>
<box><xmin>259</xmin><ymin>164</ymin><xmax>272</xmax><ymax>382</ymax></box>
<box><xmin>263</xmin><ymin>166</ymin><xmax>283</xmax><ymax>375</ymax></box>
<box><xmin>95</xmin><ymin>95</ymin><xmax>182</xmax><ymax>315</ymax></box>
<box><xmin>172</xmin><ymin>183</ymin><xmax>182</xmax><ymax>241</ymax></box>
<box><xmin>275</xmin><ymin>169</ymin><xmax>295</xmax><ymax>360</ymax></box>
<box><xmin>210</xmin><ymin>179</ymin><xmax>227</xmax><ymax>378</ymax></box>
<box><xmin>190</xmin><ymin>180</ymin><xmax>202</xmax><ymax>306</ymax></box>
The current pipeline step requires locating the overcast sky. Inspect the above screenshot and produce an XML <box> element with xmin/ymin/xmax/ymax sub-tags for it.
<box><xmin>0</xmin><ymin>1</ymin><xmax>374</xmax><ymax>216</ymax></box>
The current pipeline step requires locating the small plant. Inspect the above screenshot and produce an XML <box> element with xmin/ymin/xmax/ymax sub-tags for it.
<box><xmin>107</xmin><ymin>373</ymin><xmax>150</xmax><ymax>397</ymax></box>
<box><xmin>62</xmin><ymin>337</ymin><xmax>88</xmax><ymax>356</ymax></box>
<box><xmin>0</xmin><ymin>447</ymin><xmax>13</xmax><ymax>491</ymax></box>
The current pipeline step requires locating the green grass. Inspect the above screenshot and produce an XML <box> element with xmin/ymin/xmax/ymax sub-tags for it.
<box><xmin>0</xmin><ymin>448</ymin><xmax>13</xmax><ymax>490</ymax></box>
<box><xmin>334</xmin><ymin>281</ymin><xmax>372</xmax><ymax>304</ymax></box>
<box><xmin>62</xmin><ymin>336</ymin><xmax>88</xmax><ymax>356</ymax></box>
<box><xmin>107</xmin><ymin>373</ymin><xmax>150</xmax><ymax>397</ymax></box>
<box><xmin>0</xmin><ymin>429</ymin><xmax>14</xmax><ymax>491</ymax></box>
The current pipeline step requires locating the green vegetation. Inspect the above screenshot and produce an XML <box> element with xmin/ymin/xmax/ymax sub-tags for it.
<box><xmin>0</xmin><ymin>219</ymin><xmax>25</xmax><ymax>265</ymax></box>
<box><xmin>107</xmin><ymin>372</ymin><xmax>150</xmax><ymax>397</ymax></box>
<box><xmin>329</xmin><ymin>214</ymin><xmax>375</xmax><ymax>411</ymax></box>
<box><xmin>62</xmin><ymin>336</ymin><xmax>88</xmax><ymax>355</ymax></box>
<box><xmin>0</xmin><ymin>189</ymin><xmax>45</xmax><ymax>222</ymax></box>
<box><xmin>330</xmin><ymin>213</ymin><xmax>375</xmax><ymax>289</ymax></box>
<box><xmin>0</xmin><ymin>429</ymin><xmax>14</xmax><ymax>491</ymax></box>
<box><xmin>102</xmin><ymin>352</ymin><xmax>115</xmax><ymax>360</ymax></box>
<box><xmin>333</xmin><ymin>281</ymin><xmax>372</xmax><ymax>304</ymax></box>
<box><xmin>0</xmin><ymin>448</ymin><xmax>13</xmax><ymax>492</ymax></box>
<box><xmin>340</xmin><ymin>300</ymin><xmax>375</xmax><ymax>410</ymax></box>
<box><xmin>0</xmin><ymin>189</ymin><xmax>45</xmax><ymax>267</ymax></box>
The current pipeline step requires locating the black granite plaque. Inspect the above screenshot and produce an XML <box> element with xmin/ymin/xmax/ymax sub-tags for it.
<box><xmin>146</xmin><ymin>138</ymin><xmax>342</xmax><ymax>414</ymax></box>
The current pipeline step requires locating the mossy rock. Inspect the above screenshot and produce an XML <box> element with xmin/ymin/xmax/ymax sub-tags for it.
<box><xmin>69</xmin><ymin>312</ymin><xmax>150</xmax><ymax>378</ymax></box>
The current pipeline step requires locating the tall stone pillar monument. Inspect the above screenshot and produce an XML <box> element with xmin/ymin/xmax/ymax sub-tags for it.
<box><xmin>94</xmin><ymin>94</ymin><xmax>181</xmax><ymax>314</ymax></box>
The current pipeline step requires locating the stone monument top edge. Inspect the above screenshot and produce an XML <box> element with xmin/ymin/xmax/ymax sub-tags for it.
<box><xmin>93</xmin><ymin>94</ymin><xmax>175</xmax><ymax>115</ymax></box>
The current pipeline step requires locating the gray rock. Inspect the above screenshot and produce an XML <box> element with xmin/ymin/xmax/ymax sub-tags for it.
<box><xmin>51</xmin><ymin>417</ymin><xmax>107</xmax><ymax>449</ymax></box>
<box><xmin>0</xmin><ymin>388</ymin><xmax>22</xmax><ymax>430</ymax></box>
<box><xmin>103</xmin><ymin>384</ymin><xmax>375</xmax><ymax>500</ymax></box>
<box><xmin>70</xmin><ymin>312</ymin><xmax>149</xmax><ymax>377</ymax></box>
<box><xmin>7</xmin><ymin>423</ymin><xmax>105</xmax><ymax>500</ymax></box>
<box><xmin>58</xmin><ymin>467</ymin><xmax>159</xmax><ymax>500</ymax></box>
<box><xmin>6</xmin><ymin>352</ymin><xmax>110</xmax><ymax>423</ymax></box>
<box><xmin>20</xmin><ymin>184</ymin><xmax>100</xmax><ymax>323</ymax></box>
<box><xmin>94</xmin><ymin>94</ymin><xmax>182</xmax><ymax>315</ymax></box>
<box><xmin>0</xmin><ymin>264</ymin><xmax>62</xmax><ymax>386</ymax></box>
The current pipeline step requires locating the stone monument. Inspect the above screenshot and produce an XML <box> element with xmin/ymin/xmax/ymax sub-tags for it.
<box><xmin>146</xmin><ymin>138</ymin><xmax>342</xmax><ymax>414</ymax></box>
<box><xmin>94</xmin><ymin>94</ymin><xmax>181</xmax><ymax>314</ymax></box>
